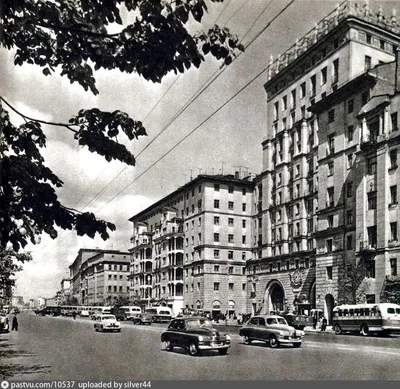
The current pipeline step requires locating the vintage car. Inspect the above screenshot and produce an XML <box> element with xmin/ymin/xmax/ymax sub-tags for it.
<box><xmin>132</xmin><ymin>313</ymin><xmax>152</xmax><ymax>325</ymax></box>
<box><xmin>94</xmin><ymin>314</ymin><xmax>121</xmax><ymax>332</ymax></box>
<box><xmin>239</xmin><ymin>315</ymin><xmax>305</xmax><ymax>348</ymax></box>
<box><xmin>0</xmin><ymin>314</ymin><xmax>9</xmax><ymax>333</ymax></box>
<box><xmin>161</xmin><ymin>317</ymin><xmax>231</xmax><ymax>356</ymax></box>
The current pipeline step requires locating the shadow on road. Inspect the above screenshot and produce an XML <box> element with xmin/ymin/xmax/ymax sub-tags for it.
<box><xmin>0</xmin><ymin>336</ymin><xmax>51</xmax><ymax>379</ymax></box>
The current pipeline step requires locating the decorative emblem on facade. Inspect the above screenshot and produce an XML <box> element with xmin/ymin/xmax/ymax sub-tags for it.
<box><xmin>289</xmin><ymin>270</ymin><xmax>303</xmax><ymax>287</ymax></box>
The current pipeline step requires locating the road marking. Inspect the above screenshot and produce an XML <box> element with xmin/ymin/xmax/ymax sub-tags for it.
<box><xmin>337</xmin><ymin>347</ymin><xmax>357</xmax><ymax>351</ymax></box>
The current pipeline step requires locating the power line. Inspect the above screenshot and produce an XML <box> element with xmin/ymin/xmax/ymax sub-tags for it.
<box><xmin>94</xmin><ymin>0</ymin><xmax>296</xmax><ymax>214</ymax></box>
<box><xmin>31</xmin><ymin>0</ymin><xmax>296</xmax><ymax>262</ymax></box>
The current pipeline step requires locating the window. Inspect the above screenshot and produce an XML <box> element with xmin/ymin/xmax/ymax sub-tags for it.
<box><xmin>390</xmin><ymin>258</ymin><xmax>397</xmax><ymax>276</ymax></box>
<box><xmin>328</xmin><ymin>161</ymin><xmax>334</xmax><ymax>176</ymax></box>
<box><xmin>347</xmin><ymin>99</ymin><xmax>354</xmax><ymax>114</ymax></box>
<box><xmin>228</xmin><ymin>251</ymin><xmax>233</xmax><ymax>260</ymax></box>
<box><xmin>367</xmin><ymin>157</ymin><xmax>377</xmax><ymax>174</ymax></box>
<box><xmin>367</xmin><ymin>226</ymin><xmax>377</xmax><ymax>247</ymax></box>
<box><xmin>214</xmin><ymin>233</ymin><xmax>219</xmax><ymax>242</ymax></box>
<box><xmin>326</xmin><ymin>239</ymin><xmax>333</xmax><ymax>253</ymax></box>
<box><xmin>366</xmin><ymin>33</ymin><xmax>372</xmax><ymax>44</ymax></box>
<box><xmin>229</xmin><ymin>283</ymin><xmax>234</xmax><ymax>291</ymax></box>
<box><xmin>228</xmin><ymin>185</ymin><xmax>234</xmax><ymax>194</ymax></box>
<box><xmin>242</xmin><ymin>220</ymin><xmax>246</xmax><ymax>228</ymax></box>
<box><xmin>348</xmin><ymin>125</ymin><xmax>354</xmax><ymax>141</ymax></box>
<box><xmin>367</xmin><ymin>191</ymin><xmax>377</xmax><ymax>210</ymax></box>
<box><xmin>391</xmin><ymin>112</ymin><xmax>398</xmax><ymax>132</ymax></box>
<box><xmin>228</xmin><ymin>234</ymin><xmax>234</xmax><ymax>243</ymax></box>
<box><xmin>332</xmin><ymin>59</ymin><xmax>339</xmax><ymax>83</ymax></box>
<box><xmin>242</xmin><ymin>283</ymin><xmax>246</xmax><ymax>291</ymax></box>
<box><xmin>214</xmin><ymin>216</ymin><xmax>220</xmax><ymax>225</ymax></box>
<box><xmin>346</xmin><ymin>210</ymin><xmax>353</xmax><ymax>225</ymax></box>
<box><xmin>198</xmin><ymin>200</ymin><xmax>202</xmax><ymax>209</ymax></box>
<box><xmin>242</xmin><ymin>235</ymin><xmax>246</xmax><ymax>244</ymax></box>
<box><xmin>274</xmin><ymin>101</ymin><xmax>279</xmax><ymax>120</ymax></box>
<box><xmin>310</xmin><ymin>75</ymin><xmax>316</xmax><ymax>96</ymax></box>
<box><xmin>214</xmin><ymin>200</ymin><xmax>220</xmax><ymax>209</ymax></box>
<box><xmin>282</xmin><ymin>95</ymin><xmax>287</xmax><ymax>111</ymax></box>
<box><xmin>327</xmin><ymin>187</ymin><xmax>334</xmax><ymax>207</ymax></box>
<box><xmin>328</xmin><ymin>109</ymin><xmax>335</xmax><ymax>123</ymax></box>
<box><xmin>321</xmin><ymin>67</ymin><xmax>327</xmax><ymax>85</ymax></box>
<box><xmin>328</xmin><ymin>215</ymin><xmax>334</xmax><ymax>228</ymax></box>
<box><xmin>300</xmin><ymin>82</ymin><xmax>306</xmax><ymax>99</ymax></box>
<box><xmin>326</xmin><ymin>266</ymin><xmax>333</xmax><ymax>280</ymax></box>
<box><xmin>347</xmin><ymin>182</ymin><xmax>353</xmax><ymax>197</ymax></box>
<box><xmin>214</xmin><ymin>184</ymin><xmax>220</xmax><ymax>191</ymax></box>
<box><xmin>228</xmin><ymin>218</ymin><xmax>234</xmax><ymax>227</ymax></box>
<box><xmin>214</xmin><ymin>250</ymin><xmax>220</xmax><ymax>258</ymax></box>
<box><xmin>291</xmin><ymin>89</ymin><xmax>296</xmax><ymax>108</ymax></box>
<box><xmin>364</xmin><ymin>55</ymin><xmax>372</xmax><ymax>71</ymax></box>
<box><xmin>390</xmin><ymin>149</ymin><xmax>398</xmax><ymax>170</ymax></box>
<box><xmin>390</xmin><ymin>222</ymin><xmax>398</xmax><ymax>242</ymax></box>
<box><xmin>228</xmin><ymin>201</ymin><xmax>234</xmax><ymax>210</ymax></box>
<box><xmin>390</xmin><ymin>185</ymin><xmax>397</xmax><ymax>205</ymax></box>
<box><xmin>242</xmin><ymin>187</ymin><xmax>247</xmax><ymax>196</ymax></box>
<box><xmin>366</xmin><ymin>260</ymin><xmax>375</xmax><ymax>278</ymax></box>
<box><xmin>214</xmin><ymin>283</ymin><xmax>220</xmax><ymax>291</ymax></box>
<box><xmin>327</xmin><ymin>134</ymin><xmax>335</xmax><ymax>154</ymax></box>
<box><xmin>346</xmin><ymin>235</ymin><xmax>353</xmax><ymax>250</ymax></box>
<box><xmin>242</xmin><ymin>203</ymin><xmax>247</xmax><ymax>212</ymax></box>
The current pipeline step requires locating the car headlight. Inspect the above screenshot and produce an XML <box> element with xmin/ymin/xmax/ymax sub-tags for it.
<box><xmin>278</xmin><ymin>331</ymin><xmax>284</xmax><ymax>336</ymax></box>
<box><xmin>225</xmin><ymin>335</ymin><xmax>231</xmax><ymax>341</ymax></box>
<box><xmin>198</xmin><ymin>335</ymin><xmax>204</xmax><ymax>342</ymax></box>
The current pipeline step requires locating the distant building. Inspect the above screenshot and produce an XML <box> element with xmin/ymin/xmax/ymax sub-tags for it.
<box><xmin>252</xmin><ymin>0</ymin><xmax>400</xmax><ymax>322</ymax></box>
<box><xmin>129</xmin><ymin>174</ymin><xmax>255</xmax><ymax>317</ymax></box>
<box><xmin>59</xmin><ymin>277</ymin><xmax>71</xmax><ymax>304</ymax></box>
<box><xmin>69</xmin><ymin>249</ymin><xmax>130</xmax><ymax>306</ymax></box>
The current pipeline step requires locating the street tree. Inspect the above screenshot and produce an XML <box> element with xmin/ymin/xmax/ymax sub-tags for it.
<box><xmin>337</xmin><ymin>260</ymin><xmax>369</xmax><ymax>304</ymax></box>
<box><xmin>0</xmin><ymin>0</ymin><xmax>244</xmax><ymax>252</ymax></box>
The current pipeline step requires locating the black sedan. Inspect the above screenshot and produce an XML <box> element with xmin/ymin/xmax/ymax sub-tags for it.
<box><xmin>161</xmin><ymin>317</ymin><xmax>231</xmax><ymax>356</ymax></box>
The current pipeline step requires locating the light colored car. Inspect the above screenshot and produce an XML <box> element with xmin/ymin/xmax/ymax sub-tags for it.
<box><xmin>94</xmin><ymin>314</ymin><xmax>121</xmax><ymax>333</ymax></box>
<box><xmin>239</xmin><ymin>315</ymin><xmax>304</xmax><ymax>348</ymax></box>
<box><xmin>79</xmin><ymin>310</ymin><xmax>90</xmax><ymax>317</ymax></box>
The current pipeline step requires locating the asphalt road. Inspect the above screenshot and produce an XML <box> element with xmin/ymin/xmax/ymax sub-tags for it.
<box><xmin>1</xmin><ymin>312</ymin><xmax>400</xmax><ymax>380</ymax></box>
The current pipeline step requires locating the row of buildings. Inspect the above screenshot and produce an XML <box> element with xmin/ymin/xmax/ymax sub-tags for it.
<box><xmin>55</xmin><ymin>1</ymin><xmax>400</xmax><ymax>323</ymax></box>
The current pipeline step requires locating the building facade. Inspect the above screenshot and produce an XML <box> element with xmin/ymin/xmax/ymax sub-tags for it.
<box><xmin>251</xmin><ymin>0</ymin><xmax>400</xmax><ymax>321</ymax></box>
<box><xmin>129</xmin><ymin>174</ymin><xmax>255</xmax><ymax>317</ymax></box>
<box><xmin>69</xmin><ymin>249</ymin><xmax>130</xmax><ymax>305</ymax></box>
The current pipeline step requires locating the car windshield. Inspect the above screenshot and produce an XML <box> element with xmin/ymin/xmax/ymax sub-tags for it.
<box><xmin>186</xmin><ymin>319</ymin><xmax>213</xmax><ymax>329</ymax></box>
<box><xmin>102</xmin><ymin>315</ymin><xmax>115</xmax><ymax>320</ymax></box>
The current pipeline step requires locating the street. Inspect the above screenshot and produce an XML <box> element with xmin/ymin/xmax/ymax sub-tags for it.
<box><xmin>1</xmin><ymin>312</ymin><xmax>400</xmax><ymax>380</ymax></box>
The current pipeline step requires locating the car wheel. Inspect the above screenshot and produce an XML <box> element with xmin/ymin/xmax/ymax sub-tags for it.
<box><xmin>188</xmin><ymin>342</ymin><xmax>199</xmax><ymax>356</ymax></box>
<box><xmin>334</xmin><ymin>324</ymin><xmax>342</xmax><ymax>335</ymax></box>
<box><xmin>164</xmin><ymin>339</ymin><xmax>173</xmax><ymax>352</ymax></box>
<box><xmin>361</xmin><ymin>324</ymin><xmax>369</xmax><ymax>336</ymax></box>
<box><xmin>242</xmin><ymin>335</ymin><xmax>252</xmax><ymax>345</ymax></box>
<box><xmin>117</xmin><ymin>329</ymin><xmax>121</xmax><ymax>333</ymax></box>
<box><xmin>269</xmin><ymin>334</ymin><xmax>280</xmax><ymax>348</ymax></box>
<box><xmin>218</xmin><ymin>348</ymin><xmax>228</xmax><ymax>355</ymax></box>
<box><xmin>292</xmin><ymin>343</ymin><xmax>301</xmax><ymax>348</ymax></box>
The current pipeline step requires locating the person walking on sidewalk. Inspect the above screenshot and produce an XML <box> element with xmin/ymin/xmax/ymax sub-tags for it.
<box><xmin>321</xmin><ymin>316</ymin><xmax>327</xmax><ymax>331</ymax></box>
<box><xmin>11</xmin><ymin>314</ymin><xmax>18</xmax><ymax>331</ymax></box>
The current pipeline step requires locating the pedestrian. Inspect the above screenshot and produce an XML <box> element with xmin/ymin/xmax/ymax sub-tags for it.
<box><xmin>72</xmin><ymin>311</ymin><xmax>77</xmax><ymax>320</ymax></box>
<box><xmin>321</xmin><ymin>316</ymin><xmax>327</xmax><ymax>331</ymax></box>
<box><xmin>12</xmin><ymin>314</ymin><xmax>18</xmax><ymax>331</ymax></box>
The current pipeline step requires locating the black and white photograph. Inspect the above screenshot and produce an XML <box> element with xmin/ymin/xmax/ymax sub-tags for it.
<box><xmin>1</xmin><ymin>0</ymin><xmax>400</xmax><ymax>384</ymax></box>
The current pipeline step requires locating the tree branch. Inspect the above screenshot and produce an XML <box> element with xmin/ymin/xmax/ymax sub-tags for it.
<box><xmin>0</xmin><ymin>96</ymin><xmax>78</xmax><ymax>133</ymax></box>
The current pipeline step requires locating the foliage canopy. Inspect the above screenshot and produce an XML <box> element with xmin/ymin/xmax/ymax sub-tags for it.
<box><xmin>0</xmin><ymin>0</ymin><xmax>243</xmax><ymax>252</ymax></box>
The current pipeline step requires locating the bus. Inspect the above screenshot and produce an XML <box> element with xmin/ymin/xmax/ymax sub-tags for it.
<box><xmin>332</xmin><ymin>303</ymin><xmax>400</xmax><ymax>336</ymax></box>
<box><xmin>145</xmin><ymin>307</ymin><xmax>172</xmax><ymax>323</ymax></box>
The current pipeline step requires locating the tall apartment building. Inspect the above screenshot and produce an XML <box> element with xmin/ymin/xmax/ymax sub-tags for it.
<box><xmin>69</xmin><ymin>248</ymin><xmax>130</xmax><ymax>305</ymax></box>
<box><xmin>251</xmin><ymin>0</ymin><xmax>400</xmax><ymax>321</ymax></box>
<box><xmin>128</xmin><ymin>174</ymin><xmax>254</xmax><ymax>317</ymax></box>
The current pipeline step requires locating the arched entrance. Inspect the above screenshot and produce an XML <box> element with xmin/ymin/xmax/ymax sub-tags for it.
<box><xmin>325</xmin><ymin>294</ymin><xmax>335</xmax><ymax>324</ymax></box>
<box><xmin>263</xmin><ymin>281</ymin><xmax>285</xmax><ymax>314</ymax></box>
<box><xmin>228</xmin><ymin>300</ymin><xmax>235</xmax><ymax>318</ymax></box>
<box><xmin>212</xmin><ymin>300</ymin><xmax>221</xmax><ymax>320</ymax></box>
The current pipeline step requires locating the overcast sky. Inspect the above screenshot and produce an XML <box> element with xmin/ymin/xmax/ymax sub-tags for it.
<box><xmin>1</xmin><ymin>0</ymin><xmax>396</xmax><ymax>301</ymax></box>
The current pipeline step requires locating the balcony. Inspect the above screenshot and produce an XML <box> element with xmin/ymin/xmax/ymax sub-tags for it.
<box><xmin>360</xmin><ymin>134</ymin><xmax>378</xmax><ymax>152</ymax></box>
<box><xmin>326</xmin><ymin>147</ymin><xmax>335</xmax><ymax>157</ymax></box>
<box><xmin>359</xmin><ymin>241</ymin><xmax>377</xmax><ymax>252</ymax></box>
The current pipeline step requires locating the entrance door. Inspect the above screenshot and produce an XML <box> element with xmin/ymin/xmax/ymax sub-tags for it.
<box><xmin>325</xmin><ymin>294</ymin><xmax>335</xmax><ymax>324</ymax></box>
<box><xmin>270</xmin><ymin>284</ymin><xmax>284</xmax><ymax>312</ymax></box>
